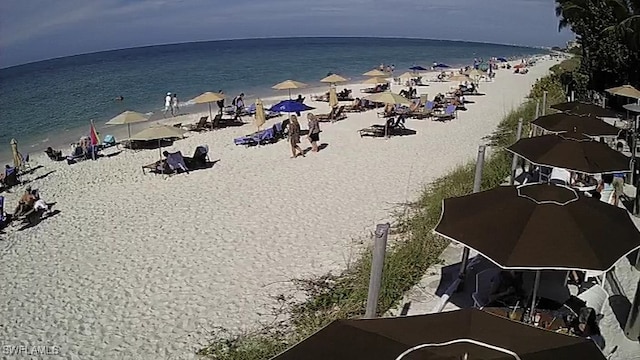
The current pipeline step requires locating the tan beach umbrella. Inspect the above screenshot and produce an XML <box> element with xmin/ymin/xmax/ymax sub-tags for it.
<box><xmin>320</xmin><ymin>74</ymin><xmax>348</xmax><ymax>83</ymax></box>
<box><xmin>192</xmin><ymin>92</ymin><xmax>226</xmax><ymax>130</ymax></box>
<box><xmin>105</xmin><ymin>110</ymin><xmax>149</xmax><ymax>138</ymax></box>
<box><xmin>398</xmin><ymin>71</ymin><xmax>418</xmax><ymax>79</ymax></box>
<box><xmin>449</xmin><ymin>74</ymin><xmax>471</xmax><ymax>82</ymax></box>
<box><xmin>255</xmin><ymin>99</ymin><xmax>266</xmax><ymax>131</ymax></box>
<box><xmin>363</xmin><ymin>69</ymin><xmax>387</xmax><ymax>77</ymax></box>
<box><xmin>10</xmin><ymin>138</ymin><xmax>22</xmax><ymax>170</ymax></box>
<box><xmin>329</xmin><ymin>87</ymin><xmax>338</xmax><ymax>108</ymax></box>
<box><xmin>130</xmin><ymin>125</ymin><xmax>188</xmax><ymax>159</ymax></box>
<box><xmin>272</xmin><ymin>80</ymin><xmax>308</xmax><ymax>99</ymax></box>
<box><xmin>364</xmin><ymin>91</ymin><xmax>411</xmax><ymax>105</ymax></box>
<box><xmin>467</xmin><ymin>69</ymin><xmax>485</xmax><ymax>81</ymax></box>
<box><xmin>363</xmin><ymin>77</ymin><xmax>389</xmax><ymax>85</ymax></box>
<box><xmin>606</xmin><ymin>85</ymin><xmax>640</xmax><ymax>100</ymax></box>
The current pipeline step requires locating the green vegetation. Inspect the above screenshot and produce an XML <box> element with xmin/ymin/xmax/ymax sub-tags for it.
<box><xmin>555</xmin><ymin>0</ymin><xmax>640</xmax><ymax>96</ymax></box>
<box><xmin>197</xmin><ymin>64</ymin><xmax>571</xmax><ymax>360</ymax></box>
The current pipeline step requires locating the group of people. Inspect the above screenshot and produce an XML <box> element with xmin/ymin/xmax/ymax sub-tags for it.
<box><xmin>163</xmin><ymin>92</ymin><xmax>180</xmax><ymax>117</ymax></box>
<box><xmin>287</xmin><ymin>113</ymin><xmax>321</xmax><ymax>158</ymax></box>
<box><xmin>549</xmin><ymin>167</ymin><xmax>626</xmax><ymax>206</ymax></box>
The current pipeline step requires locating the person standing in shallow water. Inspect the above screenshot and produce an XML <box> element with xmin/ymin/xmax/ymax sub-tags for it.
<box><xmin>164</xmin><ymin>92</ymin><xmax>172</xmax><ymax>117</ymax></box>
<box><xmin>172</xmin><ymin>94</ymin><xmax>179</xmax><ymax>116</ymax></box>
<box><xmin>288</xmin><ymin>115</ymin><xmax>304</xmax><ymax>158</ymax></box>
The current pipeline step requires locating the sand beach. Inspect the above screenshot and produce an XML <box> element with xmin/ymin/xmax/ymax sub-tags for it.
<box><xmin>1</xmin><ymin>57</ymin><xmax>561</xmax><ymax>359</ymax></box>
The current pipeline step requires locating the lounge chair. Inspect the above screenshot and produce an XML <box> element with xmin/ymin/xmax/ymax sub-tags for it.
<box><xmin>186</xmin><ymin>116</ymin><xmax>210</xmax><ymax>131</ymax></box>
<box><xmin>184</xmin><ymin>145</ymin><xmax>210</xmax><ymax>170</ymax></box>
<box><xmin>407</xmin><ymin>101</ymin><xmax>435</xmax><ymax>120</ymax></box>
<box><xmin>234</xmin><ymin>120</ymin><xmax>288</xmax><ymax>147</ymax></box>
<box><xmin>358</xmin><ymin>116</ymin><xmax>416</xmax><ymax>138</ymax></box>
<box><xmin>45</xmin><ymin>147</ymin><xmax>64</xmax><ymax>161</ymax></box>
<box><xmin>142</xmin><ymin>160</ymin><xmax>168</xmax><ymax>174</ymax></box>
<box><xmin>0</xmin><ymin>195</ymin><xmax>11</xmax><ymax>229</ymax></box>
<box><xmin>317</xmin><ymin>105</ymin><xmax>346</xmax><ymax>122</ymax></box>
<box><xmin>166</xmin><ymin>151</ymin><xmax>189</xmax><ymax>174</ymax></box>
<box><xmin>432</xmin><ymin>104</ymin><xmax>457</xmax><ymax>121</ymax></box>
<box><xmin>1</xmin><ymin>167</ymin><xmax>20</xmax><ymax>188</ymax></box>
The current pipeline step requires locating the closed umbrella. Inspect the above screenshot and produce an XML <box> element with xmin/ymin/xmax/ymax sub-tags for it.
<box><xmin>606</xmin><ymin>85</ymin><xmax>640</xmax><ymax>100</ymax></box>
<box><xmin>255</xmin><ymin>99</ymin><xmax>266</xmax><ymax>131</ymax></box>
<box><xmin>329</xmin><ymin>87</ymin><xmax>338</xmax><ymax>109</ymax></box>
<box><xmin>272</xmin><ymin>308</ymin><xmax>606</xmax><ymax>360</ymax></box>
<box><xmin>364</xmin><ymin>91</ymin><xmax>412</xmax><ymax>105</ymax></box>
<box><xmin>363</xmin><ymin>69</ymin><xmax>387</xmax><ymax>77</ymax></box>
<box><xmin>272</xmin><ymin>80</ymin><xmax>308</xmax><ymax>99</ymax></box>
<box><xmin>320</xmin><ymin>74</ymin><xmax>348</xmax><ymax>84</ymax></box>
<box><xmin>10</xmin><ymin>139</ymin><xmax>22</xmax><ymax>170</ymax></box>
<box><xmin>192</xmin><ymin>92</ymin><xmax>226</xmax><ymax>130</ymax></box>
<box><xmin>105</xmin><ymin>110</ymin><xmax>149</xmax><ymax>139</ymax></box>
<box><xmin>130</xmin><ymin>125</ymin><xmax>188</xmax><ymax>159</ymax></box>
<box><xmin>506</xmin><ymin>133</ymin><xmax>631</xmax><ymax>174</ymax></box>
<box><xmin>531</xmin><ymin>113</ymin><xmax>620</xmax><ymax>137</ymax></box>
<box><xmin>551</xmin><ymin>101</ymin><xmax>617</xmax><ymax>118</ymax></box>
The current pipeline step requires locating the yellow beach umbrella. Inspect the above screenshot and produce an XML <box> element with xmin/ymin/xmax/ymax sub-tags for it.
<box><xmin>449</xmin><ymin>74</ymin><xmax>471</xmax><ymax>82</ymax></box>
<box><xmin>320</xmin><ymin>74</ymin><xmax>348</xmax><ymax>84</ymax></box>
<box><xmin>329</xmin><ymin>87</ymin><xmax>339</xmax><ymax>108</ymax></box>
<box><xmin>10</xmin><ymin>138</ymin><xmax>22</xmax><ymax>170</ymax></box>
<box><xmin>467</xmin><ymin>69</ymin><xmax>485</xmax><ymax>79</ymax></box>
<box><xmin>606</xmin><ymin>85</ymin><xmax>640</xmax><ymax>100</ymax></box>
<box><xmin>363</xmin><ymin>77</ymin><xmax>389</xmax><ymax>85</ymax></box>
<box><xmin>364</xmin><ymin>91</ymin><xmax>412</xmax><ymax>105</ymax></box>
<box><xmin>363</xmin><ymin>69</ymin><xmax>387</xmax><ymax>77</ymax></box>
<box><xmin>255</xmin><ymin>99</ymin><xmax>266</xmax><ymax>131</ymax></box>
<box><xmin>192</xmin><ymin>92</ymin><xmax>226</xmax><ymax>130</ymax></box>
<box><xmin>272</xmin><ymin>80</ymin><xmax>308</xmax><ymax>99</ymax></box>
<box><xmin>105</xmin><ymin>110</ymin><xmax>149</xmax><ymax>138</ymax></box>
<box><xmin>399</xmin><ymin>71</ymin><xmax>418</xmax><ymax>79</ymax></box>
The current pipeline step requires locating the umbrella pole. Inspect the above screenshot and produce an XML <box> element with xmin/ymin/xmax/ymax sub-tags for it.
<box><xmin>528</xmin><ymin>270</ymin><xmax>541</xmax><ymax>324</ymax></box>
<box><xmin>209</xmin><ymin>103</ymin><xmax>214</xmax><ymax>131</ymax></box>
<box><xmin>128</xmin><ymin>124</ymin><xmax>132</xmax><ymax>140</ymax></box>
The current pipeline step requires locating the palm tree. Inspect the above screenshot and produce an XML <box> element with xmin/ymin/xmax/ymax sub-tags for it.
<box><xmin>604</xmin><ymin>0</ymin><xmax>640</xmax><ymax>50</ymax></box>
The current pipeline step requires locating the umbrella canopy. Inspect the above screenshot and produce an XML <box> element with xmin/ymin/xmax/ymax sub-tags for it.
<box><xmin>129</xmin><ymin>125</ymin><xmax>187</xmax><ymax>141</ymax></box>
<box><xmin>10</xmin><ymin>139</ymin><xmax>22</xmax><ymax>170</ymax></box>
<box><xmin>255</xmin><ymin>99</ymin><xmax>266</xmax><ymax>130</ymax></box>
<box><xmin>329</xmin><ymin>87</ymin><xmax>338</xmax><ymax>108</ymax></box>
<box><xmin>363</xmin><ymin>69</ymin><xmax>387</xmax><ymax>77</ymax></box>
<box><xmin>449</xmin><ymin>74</ymin><xmax>471</xmax><ymax>82</ymax></box>
<box><xmin>531</xmin><ymin>113</ymin><xmax>621</xmax><ymax>137</ymax></box>
<box><xmin>363</xmin><ymin>76</ymin><xmax>389</xmax><ymax>85</ymax></box>
<box><xmin>506</xmin><ymin>134</ymin><xmax>631</xmax><ymax>174</ymax></box>
<box><xmin>551</xmin><ymin>101</ymin><xmax>617</xmax><ymax>118</ymax></box>
<box><xmin>398</xmin><ymin>71</ymin><xmax>418</xmax><ymax>79</ymax></box>
<box><xmin>272</xmin><ymin>308</ymin><xmax>606</xmax><ymax>360</ymax></box>
<box><xmin>466</xmin><ymin>69</ymin><xmax>485</xmax><ymax>79</ymax></box>
<box><xmin>497</xmin><ymin>57</ymin><xmax>508</xmax><ymax>62</ymax></box>
<box><xmin>434</xmin><ymin>184</ymin><xmax>640</xmax><ymax>272</ymax></box>
<box><xmin>320</xmin><ymin>74</ymin><xmax>348</xmax><ymax>83</ymax></box>
<box><xmin>409</xmin><ymin>65</ymin><xmax>428</xmax><ymax>71</ymax></box>
<box><xmin>105</xmin><ymin>111</ymin><xmax>149</xmax><ymax>126</ymax></box>
<box><xmin>192</xmin><ymin>92</ymin><xmax>225</xmax><ymax>104</ymax></box>
<box><xmin>606</xmin><ymin>85</ymin><xmax>640</xmax><ymax>100</ymax></box>
<box><xmin>433</xmin><ymin>63</ymin><xmax>451</xmax><ymax>69</ymax></box>
<box><xmin>268</xmin><ymin>100</ymin><xmax>314</xmax><ymax>113</ymax></box>
<box><xmin>272</xmin><ymin>80</ymin><xmax>308</xmax><ymax>91</ymax></box>
<box><xmin>364</xmin><ymin>91</ymin><xmax>412</xmax><ymax>105</ymax></box>
<box><xmin>624</xmin><ymin>104</ymin><xmax>640</xmax><ymax>113</ymax></box>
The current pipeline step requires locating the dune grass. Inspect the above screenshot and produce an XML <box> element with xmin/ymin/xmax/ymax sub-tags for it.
<box><xmin>197</xmin><ymin>66</ymin><xmax>569</xmax><ymax>360</ymax></box>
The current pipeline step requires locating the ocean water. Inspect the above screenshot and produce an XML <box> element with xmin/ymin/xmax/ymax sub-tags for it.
<box><xmin>0</xmin><ymin>37</ymin><xmax>544</xmax><ymax>160</ymax></box>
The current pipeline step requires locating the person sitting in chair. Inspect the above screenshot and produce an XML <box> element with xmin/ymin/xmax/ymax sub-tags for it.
<box><xmin>45</xmin><ymin>147</ymin><xmax>63</xmax><ymax>161</ymax></box>
<box><xmin>14</xmin><ymin>186</ymin><xmax>36</xmax><ymax>217</ymax></box>
<box><xmin>295</xmin><ymin>94</ymin><xmax>305</xmax><ymax>103</ymax></box>
<box><xmin>488</xmin><ymin>271</ymin><xmax>524</xmax><ymax>306</ymax></box>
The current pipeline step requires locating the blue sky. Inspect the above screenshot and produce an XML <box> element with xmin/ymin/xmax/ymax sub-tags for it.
<box><xmin>0</xmin><ymin>0</ymin><xmax>573</xmax><ymax>68</ymax></box>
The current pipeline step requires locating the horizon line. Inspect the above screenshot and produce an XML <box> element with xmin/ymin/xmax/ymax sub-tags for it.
<box><xmin>1</xmin><ymin>35</ymin><xmax>550</xmax><ymax>70</ymax></box>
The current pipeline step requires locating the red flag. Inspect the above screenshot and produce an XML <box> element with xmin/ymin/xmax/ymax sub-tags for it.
<box><xmin>89</xmin><ymin>120</ymin><xmax>100</xmax><ymax>146</ymax></box>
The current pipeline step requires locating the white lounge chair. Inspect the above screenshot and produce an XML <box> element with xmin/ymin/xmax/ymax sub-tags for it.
<box><xmin>577</xmin><ymin>284</ymin><xmax>608</xmax><ymax>316</ymax></box>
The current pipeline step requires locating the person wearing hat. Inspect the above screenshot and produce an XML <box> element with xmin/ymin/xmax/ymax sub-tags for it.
<box><xmin>164</xmin><ymin>92</ymin><xmax>172</xmax><ymax>117</ymax></box>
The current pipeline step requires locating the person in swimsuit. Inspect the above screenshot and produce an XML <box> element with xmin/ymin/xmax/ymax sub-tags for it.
<box><xmin>307</xmin><ymin>113</ymin><xmax>321</xmax><ymax>152</ymax></box>
<box><xmin>288</xmin><ymin>115</ymin><xmax>304</xmax><ymax>158</ymax></box>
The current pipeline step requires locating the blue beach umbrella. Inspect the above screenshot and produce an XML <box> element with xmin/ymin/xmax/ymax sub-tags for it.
<box><xmin>268</xmin><ymin>100</ymin><xmax>314</xmax><ymax>113</ymax></box>
<box><xmin>409</xmin><ymin>65</ymin><xmax>427</xmax><ymax>71</ymax></box>
<box><xmin>497</xmin><ymin>57</ymin><xmax>508</xmax><ymax>63</ymax></box>
<box><xmin>433</xmin><ymin>63</ymin><xmax>451</xmax><ymax>69</ymax></box>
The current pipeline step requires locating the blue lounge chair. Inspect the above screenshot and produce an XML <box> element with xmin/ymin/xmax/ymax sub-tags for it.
<box><xmin>2</xmin><ymin>166</ymin><xmax>19</xmax><ymax>188</ymax></box>
<box><xmin>166</xmin><ymin>151</ymin><xmax>189</xmax><ymax>173</ymax></box>
<box><xmin>0</xmin><ymin>195</ymin><xmax>10</xmax><ymax>229</ymax></box>
<box><xmin>234</xmin><ymin>121</ymin><xmax>286</xmax><ymax>147</ymax></box>
<box><xmin>433</xmin><ymin>104</ymin><xmax>457</xmax><ymax>121</ymax></box>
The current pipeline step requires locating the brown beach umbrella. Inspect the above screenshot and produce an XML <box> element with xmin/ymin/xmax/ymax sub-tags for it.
<box><xmin>363</xmin><ymin>69</ymin><xmax>387</xmax><ymax>77</ymax></box>
<box><xmin>606</xmin><ymin>85</ymin><xmax>640</xmax><ymax>100</ymax></box>
<box><xmin>320</xmin><ymin>74</ymin><xmax>348</xmax><ymax>84</ymax></box>
<box><xmin>328</xmin><ymin>87</ymin><xmax>338</xmax><ymax>108</ymax></box>
<box><xmin>531</xmin><ymin>113</ymin><xmax>620</xmax><ymax>137</ymax></box>
<box><xmin>192</xmin><ymin>92</ymin><xmax>226</xmax><ymax>130</ymax></box>
<box><xmin>10</xmin><ymin>138</ymin><xmax>22</xmax><ymax>170</ymax></box>
<box><xmin>272</xmin><ymin>308</ymin><xmax>606</xmax><ymax>360</ymax></box>
<box><xmin>364</xmin><ymin>91</ymin><xmax>412</xmax><ymax>106</ymax></box>
<box><xmin>362</xmin><ymin>76</ymin><xmax>389</xmax><ymax>85</ymax></box>
<box><xmin>434</xmin><ymin>183</ymin><xmax>640</xmax><ymax>272</ymax></box>
<box><xmin>272</xmin><ymin>80</ymin><xmax>308</xmax><ymax>99</ymax></box>
<box><xmin>254</xmin><ymin>99</ymin><xmax>266</xmax><ymax>131</ymax></box>
<box><xmin>105</xmin><ymin>110</ymin><xmax>149</xmax><ymax>139</ymax></box>
<box><xmin>551</xmin><ymin>101</ymin><xmax>617</xmax><ymax>118</ymax></box>
<box><xmin>506</xmin><ymin>133</ymin><xmax>631</xmax><ymax>174</ymax></box>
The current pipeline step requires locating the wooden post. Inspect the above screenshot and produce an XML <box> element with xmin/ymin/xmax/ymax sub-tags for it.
<box><xmin>542</xmin><ymin>91</ymin><xmax>548</xmax><ymax>116</ymax></box>
<box><xmin>364</xmin><ymin>223</ymin><xmax>390</xmax><ymax>319</ymax></box>
<box><xmin>535</xmin><ymin>100</ymin><xmax>540</xmax><ymax>119</ymax></box>
<box><xmin>509</xmin><ymin>119</ymin><xmax>524</xmax><ymax>185</ymax></box>
<box><xmin>456</xmin><ymin>145</ymin><xmax>486</xmax><ymax>289</ymax></box>
<box><xmin>624</xmin><ymin>277</ymin><xmax>640</xmax><ymax>341</ymax></box>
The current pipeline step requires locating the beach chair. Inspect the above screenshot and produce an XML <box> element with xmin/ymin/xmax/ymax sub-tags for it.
<box><xmin>317</xmin><ymin>105</ymin><xmax>346</xmax><ymax>122</ymax></box>
<box><xmin>359</xmin><ymin>116</ymin><xmax>416</xmax><ymax>138</ymax></box>
<box><xmin>0</xmin><ymin>195</ymin><xmax>11</xmax><ymax>229</ymax></box>
<box><xmin>577</xmin><ymin>285</ymin><xmax>608</xmax><ymax>316</ymax></box>
<box><xmin>141</xmin><ymin>160</ymin><xmax>168</xmax><ymax>174</ymax></box>
<box><xmin>184</xmin><ymin>145</ymin><xmax>210</xmax><ymax>170</ymax></box>
<box><xmin>432</xmin><ymin>104</ymin><xmax>457</xmax><ymax>121</ymax></box>
<box><xmin>2</xmin><ymin>167</ymin><xmax>20</xmax><ymax>188</ymax></box>
<box><xmin>166</xmin><ymin>151</ymin><xmax>189</xmax><ymax>174</ymax></box>
<box><xmin>186</xmin><ymin>116</ymin><xmax>210</xmax><ymax>131</ymax></box>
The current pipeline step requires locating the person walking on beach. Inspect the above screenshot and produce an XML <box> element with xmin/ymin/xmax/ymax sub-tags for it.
<box><xmin>164</xmin><ymin>92</ymin><xmax>172</xmax><ymax>117</ymax></box>
<box><xmin>288</xmin><ymin>115</ymin><xmax>304</xmax><ymax>158</ymax></box>
<box><xmin>172</xmin><ymin>94</ymin><xmax>179</xmax><ymax>116</ymax></box>
<box><xmin>217</xmin><ymin>90</ymin><xmax>225</xmax><ymax>114</ymax></box>
<box><xmin>307</xmin><ymin>113</ymin><xmax>321</xmax><ymax>153</ymax></box>
<box><xmin>232</xmin><ymin>93</ymin><xmax>245</xmax><ymax>120</ymax></box>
